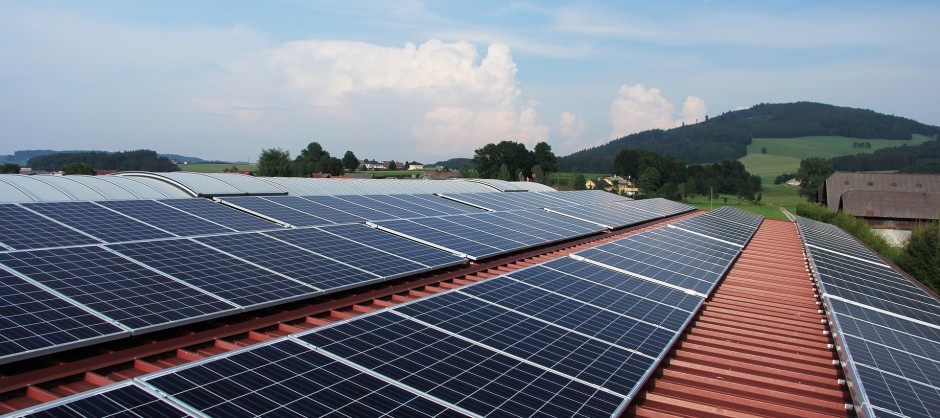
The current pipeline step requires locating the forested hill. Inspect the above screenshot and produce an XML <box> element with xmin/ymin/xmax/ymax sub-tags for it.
<box><xmin>559</xmin><ymin>102</ymin><xmax>940</xmax><ymax>172</ymax></box>
<box><xmin>27</xmin><ymin>150</ymin><xmax>180</xmax><ymax>172</ymax></box>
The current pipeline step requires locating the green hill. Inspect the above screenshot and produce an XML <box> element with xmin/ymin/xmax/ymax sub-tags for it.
<box><xmin>558</xmin><ymin>102</ymin><xmax>940</xmax><ymax>173</ymax></box>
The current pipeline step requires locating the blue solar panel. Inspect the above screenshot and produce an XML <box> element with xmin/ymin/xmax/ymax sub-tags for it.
<box><xmin>158</xmin><ymin>198</ymin><xmax>280</xmax><ymax>232</ymax></box>
<box><xmin>219</xmin><ymin>196</ymin><xmax>333</xmax><ymax>227</ymax></box>
<box><xmin>366</xmin><ymin>195</ymin><xmax>452</xmax><ymax>217</ymax></box>
<box><xmin>461</xmin><ymin>276</ymin><xmax>677</xmax><ymax>356</ymax></box>
<box><xmin>410</xmin><ymin>217</ymin><xmax>525</xmax><ymax>249</ymax></box>
<box><xmin>509</xmin><ymin>258</ymin><xmax>700</xmax><ymax>331</ymax></box>
<box><xmin>399</xmin><ymin>194</ymin><xmax>484</xmax><ymax>214</ymax></box>
<box><xmin>0</xmin><ymin>246</ymin><xmax>237</xmax><ymax>331</ymax></box>
<box><xmin>575</xmin><ymin>244</ymin><xmax>716</xmax><ymax>296</ymax></box>
<box><xmin>368</xmin><ymin>219</ymin><xmax>502</xmax><ymax>260</ymax></box>
<box><xmin>194</xmin><ymin>232</ymin><xmax>380</xmax><ymax>292</ymax></box>
<box><xmin>23</xmin><ymin>202</ymin><xmax>174</xmax><ymax>243</ymax></box>
<box><xmin>0</xmin><ymin>267</ymin><xmax>126</xmax><ymax>364</ymax></box>
<box><xmin>110</xmin><ymin>239</ymin><xmax>318</xmax><ymax>310</ymax></box>
<box><xmin>0</xmin><ymin>204</ymin><xmax>101</xmax><ymax>250</ymax></box>
<box><xmin>464</xmin><ymin>212</ymin><xmax>568</xmax><ymax>241</ymax></box>
<box><xmin>299</xmin><ymin>311</ymin><xmax>627</xmax><ymax>417</ymax></box>
<box><xmin>442</xmin><ymin>214</ymin><xmax>554</xmax><ymax>245</ymax></box>
<box><xmin>854</xmin><ymin>361</ymin><xmax>940</xmax><ymax>418</ymax></box>
<box><xmin>547</xmin><ymin>202</ymin><xmax>659</xmax><ymax>229</ymax></box>
<box><xmin>19</xmin><ymin>382</ymin><xmax>190</xmax><ymax>418</ymax></box>
<box><xmin>492</xmin><ymin>210</ymin><xmax>606</xmax><ymax>236</ymax></box>
<box><xmin>396</xmin><ymin>291</ymin><xmax>655</xmax><ymax>395</ymax></box>
<box><xmin>333</xmin><ymin>195</ymin><xmax>426</xmax><ymax>218</ymax></box>
<box><xmin>671</xmin><ymin>214</ymin><xmax>755</xmax><ymax>246</ymax></box>
<box><xmin>301</xmin><ymin>195</ymin><xmax>397</xmax><ymax>221</ymax></box>
<box><xmin>264</xmin><ymin>228</ymin><xmax>431</xmax><ymax>278</ymax></box>
<box><xmin>316</xmin><ymin>224</ymin><xmax>466</xmax><ymax>269</ymax></box>
<box><xmin>143</xmin><ymin>339</ymin><xmax>460</xmax><ymax>417</ymax></box>
<box><xmin>97</xmin><ymin>199</ymin><xmax>235</xmax><ymax>237</ymax></box>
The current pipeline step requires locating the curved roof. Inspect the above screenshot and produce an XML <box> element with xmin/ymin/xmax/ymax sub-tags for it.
<box><xmin>116</xmin><ymin>172</ymin><xmax>285</xmax><ymax>197</ymax></box>
<box><xmin>508</xmin><ymin>181</ymin><xmax>556</xmax><ymax>192</ymax></box>
<box><xmin>0</xmin><ymin>174</ymin><xmax>192</xmax><ymax>202</ymax></box>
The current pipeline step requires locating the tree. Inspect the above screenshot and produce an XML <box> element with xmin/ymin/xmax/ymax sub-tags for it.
<box><xmin>532</xmin><ymin>142</ymin><xmax>557</xmax><ymax>176</ymax></box>
<box><xmin>796</xmin><ymin>157</ymin><xmax>834</xmax><ymax>202</ymax></box>
<box><xmin>761</xmin><ymin>147</ymin><xmax>767</xmax><ymax>154</ymax></box>
<box><xmin>637</xmin><ymin>167</ymin><xmax>661</xmax><ymax>194</ymax></box>
<box><xmin>257</xmin><ymin>148</ymin><xmax>294</xmax><ymax>177</ymax></box>
<box><xmin>531</xmin><ymin>164</ymin><xmax>544</xmax><ymax>184</ymax></box>
<box><xmin>387</xmin><ymin>161</ymin><xmax>398</xmax><ymax>170</ymax></box>
<box><xmin>342</xmin><ymin>151</ymin><xmax>358</xmax><ymax>173</ymax></box>
<box><xmin>896</xmin><ymin>223</ymin><xmax>940</xmax><ymax>293</ymax></box>
<box><xmin>1</xmin><ymin>163</ymin><xmax>20</xmax><ymax>174</ymax></box>
<box><xmin>325</xmin><ymin>157</ymin><xmax>344</xmax><ymax>176</ymax></box>
<box><xmin>62</xmin><ymin>162</ymin><xmax>95</xmax><ymax>175</ymax></box>
<box><xmin>497</xmin><ymin>163</ymin><xmax>511</xmax><ymax>181</ymax></box>
<box><xmin>471</xmin><ymin>141</ymin><xmax>534</xmax><ymax>179</ymax></box>
<box><xmin>294</xmin><ymin>142</ymin><xmax>328</xmax><ymax>175</ymax></box>
<box><xmin>572</xmin><ymin>173</ymin><xmax>586</xmax><ymax>190</ymax></box>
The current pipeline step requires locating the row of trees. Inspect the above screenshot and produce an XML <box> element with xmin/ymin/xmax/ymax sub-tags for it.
<box><xmin>26</xmin><ymin>150</ymin><xmax>180</xmax><ymax>172</ymax></box>
<box><xmin>471</xmin><ymin>141</ymin><xmax>557</xmax><ymax>183</ymax></box>
<box><xmin>830</xmin><ymin>139</ymin><xmax>940</xmax><ymax>172</ymax></box>
<box><xmin>256</xmin><ymin>142</ymin><xmax>359</xmax><ymax>177</ymax></box>
<box><xmin>609</xmin><ymin>148</ymin><xmax>762</xmax><ymax>202</ymax></box>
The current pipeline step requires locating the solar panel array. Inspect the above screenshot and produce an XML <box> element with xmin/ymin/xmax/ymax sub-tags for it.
<box><xmin>797</xmin><ymin>216</ymin><xmax>940</xmax><ymax>418</ymax></box>
<box><xmin>15</xmin><ymin>207</ymin><xmax>762</xmax><ymax>417</ymax></box>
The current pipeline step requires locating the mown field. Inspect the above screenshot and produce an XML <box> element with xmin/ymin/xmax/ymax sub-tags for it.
<box><xmin>740</xmin><ymin>134</ymin><xmax>932</xmax><ymax>182</ymax></box>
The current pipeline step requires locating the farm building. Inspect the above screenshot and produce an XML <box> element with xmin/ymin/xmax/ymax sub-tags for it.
<box><xmin>825</xmin><ymin>172</ymin><xmax>940</xmax><ymax>227</ymax></box>
<box><xmin>0</xmin><ymin>172</ymin><xmax>936</xmax><ymax>417</ymax></box>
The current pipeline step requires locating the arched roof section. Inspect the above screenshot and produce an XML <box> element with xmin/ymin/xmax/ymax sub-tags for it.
<box><xmin>89</xmin><ymin>176</ymin><xmax>186</xmax><ymax>199</ymax></box>
<box><xmin>116</xmin><ymin>172</ymin><xmax>285</xmax><ymax>197</ymax></box>
<box><xmin>198</xmin><ymin>173</ymin><xmax>286</xmax><ymax>195</ymax></box>
<box><xmin>508</xmin><ymin>182</ymin><xmax>556</xmax><ymax>192</ymax></box>
<box><xmin>466</xmin><ymin>179</ymin><xmax>528</xmax><ymax>192</ymax></box>
<box><xmin>0</xmin><ymin>175</ymin><xmax>77</xmax><ymax>202</ymax></box>
<box><xmin>50</xmin><ymin>176</ymin><xmax>142</xmax><ymax>200</ymax></box>
<box><xmin>0</xmin><ymin>177</ymin><xmax>41</xmax><ymax>202</ymax></box>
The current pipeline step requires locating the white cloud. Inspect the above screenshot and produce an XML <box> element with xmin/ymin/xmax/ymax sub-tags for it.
<box><xmin>559</xmin><ymin>111</ymin><xmax>585</xmax><ymax>140</ymax></box>
<box><xmin>267</xmin><ymin>39</ymin><xmax>548</xmax><ymax>158</ymax></box>
<box><xmin>609</xmin><ymin>83</ymin><xmax>707</xmax><ymax>139</ymax></box>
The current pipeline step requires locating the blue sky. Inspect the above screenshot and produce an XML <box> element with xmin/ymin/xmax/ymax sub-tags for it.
<box><xmin>2</xmin><ymin>1</ymin><xmax>938</xmax><ymax>163</ymax></box>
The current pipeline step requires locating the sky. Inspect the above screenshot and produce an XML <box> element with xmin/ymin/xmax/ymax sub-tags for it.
<box><xmin>2</xmin><ymin>1</ymin><xmax>938</xmax><ymax>164</ymax></box>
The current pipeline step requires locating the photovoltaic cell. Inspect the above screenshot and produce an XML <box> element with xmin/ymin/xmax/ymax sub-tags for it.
<box><xmin>461</xmin><ymin>277</ymin><xmax>676</xmax><ymax>356</ymax></box>
<box><xmin>265</xmin><ymin>228</ymin><xmax>430</xmax><ymax>278</ymax></box>
<box><xmin>195</xmin><ymin>232</ymin><xmax>380</xmax><ymax>292</ymax></box>
<box><xmin>219</xmin><ymin>196</ymin><xmax>333</xmax><ymax>227</ymax></box>
<box><xmin>23</xmin><ymin>201</ymin><xmax>174</xmax><ymax>243</ymax></box>
<box><xmin>671</xmin><ymin>215</ymin><xmax>754</xmax><ymax>246</ymax></box>
<box><xmin>0</xmin><ymin>204</ymin><xmax>100</xmax><ymax>250</ymax></box>
<box><xmin>110</xmin><ymin>239</ymin><xmax>317</xmax><ymax>310</ymax></box>
<box><xmin>575</xmin><ymin>244</ymin><xmax>715</xmax><ymax>295</ymax></box>
<box><xmin>395</xmin><ymin>291</ymin><xmax>655</xmax><ymax>395</ymax></box>
<box><xmin>0</xmin><ymin>267</ymin><xmax>126</xmax><ymax>364</ymax></box>
<box><xmin>0</xmin><ymin>246</ymin><xmax>236</xmax><ymax>331</ymax></box>
<box><xmin>364</xmin><ymin>195</ymin><xmax>451</xmax><ymax>217</ymax></box>
<box><xmin>368</xmin><ymin>219</ymin><xmax>502</xmax><ymax>259</ymax></box>
<box><xmin>397</xmin><ymin>194</ymin><xmax>484</xmax><ymax>214</ymax></box>
<box><xmin>158</xmin><ymin>198</ymin><xmax>280</xmax><ymax>232</ymax></box>
<box><xmin>301</xmin><ymin>195</ymin><xmax>397</xmax><ymax>221</ymax></box>
<box><xmin>143</xmin><ymin>339</ymin><xmax>461</xmax><ymax>417</ymax></box>
<box><xmin>97</xmin><ymin>199</ymin><xmax>235</xmax><ymax>237</ymax></box>
<box><xmin>299</xmin><ymin>312</ymin><xmax>626</xmax><ymax>417</ymax></box>
<box><xmin>18</xmin><ymin>383</ymin><xmax>190</xmax><ymax>418</ymax></box>
<box><xmin>334</xmin><ymin>195</ymin><xmax>426</xmax><ymax>219</ymax></box>
<box><xmin>315</xmin><ymin>224</ymin><xmax>466</xmax><ymax>269</ymax></box>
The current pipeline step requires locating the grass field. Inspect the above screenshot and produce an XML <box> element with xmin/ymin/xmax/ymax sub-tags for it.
<box><xmin>740</xmin><ymin>134</ymin><xmax>933</xmax><ymax>180</ymax></box>
<box><xmin>177</xmin><ymin>163</ymin><xmax>258</xmax><ymax>173</ymax></box>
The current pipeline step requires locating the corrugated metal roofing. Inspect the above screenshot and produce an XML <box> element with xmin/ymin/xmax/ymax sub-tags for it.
<box><xmin>840</xmin><ymin>189</ymin><xmax>940</xmax><ymax>220</ymax></box>
<box><xmin>633</xmin><ymin>219</ymin><xmax>852</xmax><ymax>417</ymax></box>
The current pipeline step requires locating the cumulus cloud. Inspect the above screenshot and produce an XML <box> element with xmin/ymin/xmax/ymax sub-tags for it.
<box><xmin>558</xmin><ymin>111</ymin><xmax>585</xmax><ymax>140</ymax></box>
<box><xmin>609</xmin><ymin>83</ymin><xmax>707</xmax><ymax>139</ymax></box>
<box><xmin>267</xmin><ymin>39</ymin><xmax>548</xmax><ymax>157</ymax></box>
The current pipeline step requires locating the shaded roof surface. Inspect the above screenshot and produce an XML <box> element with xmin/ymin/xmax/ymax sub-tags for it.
<box><xmin>0</xmin><ymin>174</ymin><xmax>190</xmax><ymax>202</ymax></box>
<box><xmin>825</xmin><ymin>172</ymin><xmax>940</xmax><ymax>216</ymax></box>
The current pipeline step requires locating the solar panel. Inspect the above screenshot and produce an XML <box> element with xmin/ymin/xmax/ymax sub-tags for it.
<box><xmin>333</xmin><ymin>195</ymin><xmax>427</xmax><ymax>218</ymax></box>
<box><xmin>493</xmin><ymin>210</ymin><xmax>606</xmax><ymax>236</ymax></box>
<box><xmin>316</xmin><ymin>224</ymin><xmax>467</xmax><ymax>269</ymax></box>
<box><xmin>23</xmin><ymin>201</ymin><xmax>174</xmax><ymax>243</ymax></box>
<box><xmin>157</xmin><ymin>198</ymin><xmax>280</xmax><ymax>232</ymax></box>
<box><xmin>395</xmin><ymin>291</ymin><xmax>655</xmax><ymax>395</ymax></box>
<box><xmin>546</xmin><ymin>201</ymin><xmax>659</xmax><ymax>229</ymax></box>
<box><xmin>367</xmin><ymin>219</ymin><xmax>502</xmax><ymax>260</ymax></box>
<box><xmin>0</xmin><ymin>204</ymin><xmax>101</xmax><ymax>250</ymax></box>
<box><xmin>463</xmin><ymin>212</ymin><xmax>568</xmax><ymax>242</ymax></box>
<box><xmin>97</xmin><ymin>199</ymin><xmax>235</xmax><ymax>237</ymax></box>
<box><xmin>110</xmin><ymin>239</ymin><xmax>318</xmax><ymax>310</ymax></box>
<box><xmin>441</xmin><ymin>214</ymin><xmax>555</xmax><ymax>245</ymax></box>
<box><xmin>194</xmin><ymin>232</ymin><xmax>380</xmax><ymax>292</ymax></box>
<box><xmin>0</xmin><ymin>246</ymin><xmax>237</xmax><ymax>332</ymax></box>
<box><xmin>218</xmin><ymin>196</ymin><xmax>333</xmax><ymax>227</ymax></box>
<box><xmin>461</xmin><ymin>276</ymin><xmax>677</xmax><ymax>355</ymax></box>
<box><xmin>0</xmin><ymin>266</ymin><xmax>127</xmax><ymax>364</ymax></box>
<box><xmin>16</xmin><ymin>382</ymin><xmax>190</xmax><ymax>418</ymax></box>
<box><xmin>670</xmin><ymin>214</ymin><xmax>755</xmax><ymax>246</ymax></box>
<box><xmin>264</xmin><ymin>228</ymin><xmax>431</xmax><ymax>278</ymax></box>
<box><xmin>301</xmin><ymin>195</ymin><xmax>398</xmax><ymax>221</ymax></box>
<box><xmin>142</xmin><ymin>339</ymin><xmax>461</xmax><ymax>417</ymax></box>
<box><xmin>299</xmin><ymin>311</ymin><xmax>627</xmax><ymax>417</ymax></box>
<box><xmin>371</xmin><ymin>195</ymin><xmax>457</xmax><ymax>216</ymax></box>
<box><xmin>574</xmin><ymin>243</ymin><xmax>716</xmax><ymax>296</ymax></box>
<box><xmin>401</xmin><ymin>194</ymin><xmax>484</xmax><ymax>214</ymax></box>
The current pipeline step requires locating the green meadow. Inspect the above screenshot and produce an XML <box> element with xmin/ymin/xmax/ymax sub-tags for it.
<box><xmin>177</xmin><ymin>163</ymin><xmax>258</xmax><ymax>173</ymax></box>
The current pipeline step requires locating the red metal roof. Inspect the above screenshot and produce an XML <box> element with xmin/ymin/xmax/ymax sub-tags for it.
<box><xmin>632</xmin><ymin>219</ymin><xmax>852</xmax><ymax>417</ymax></box>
